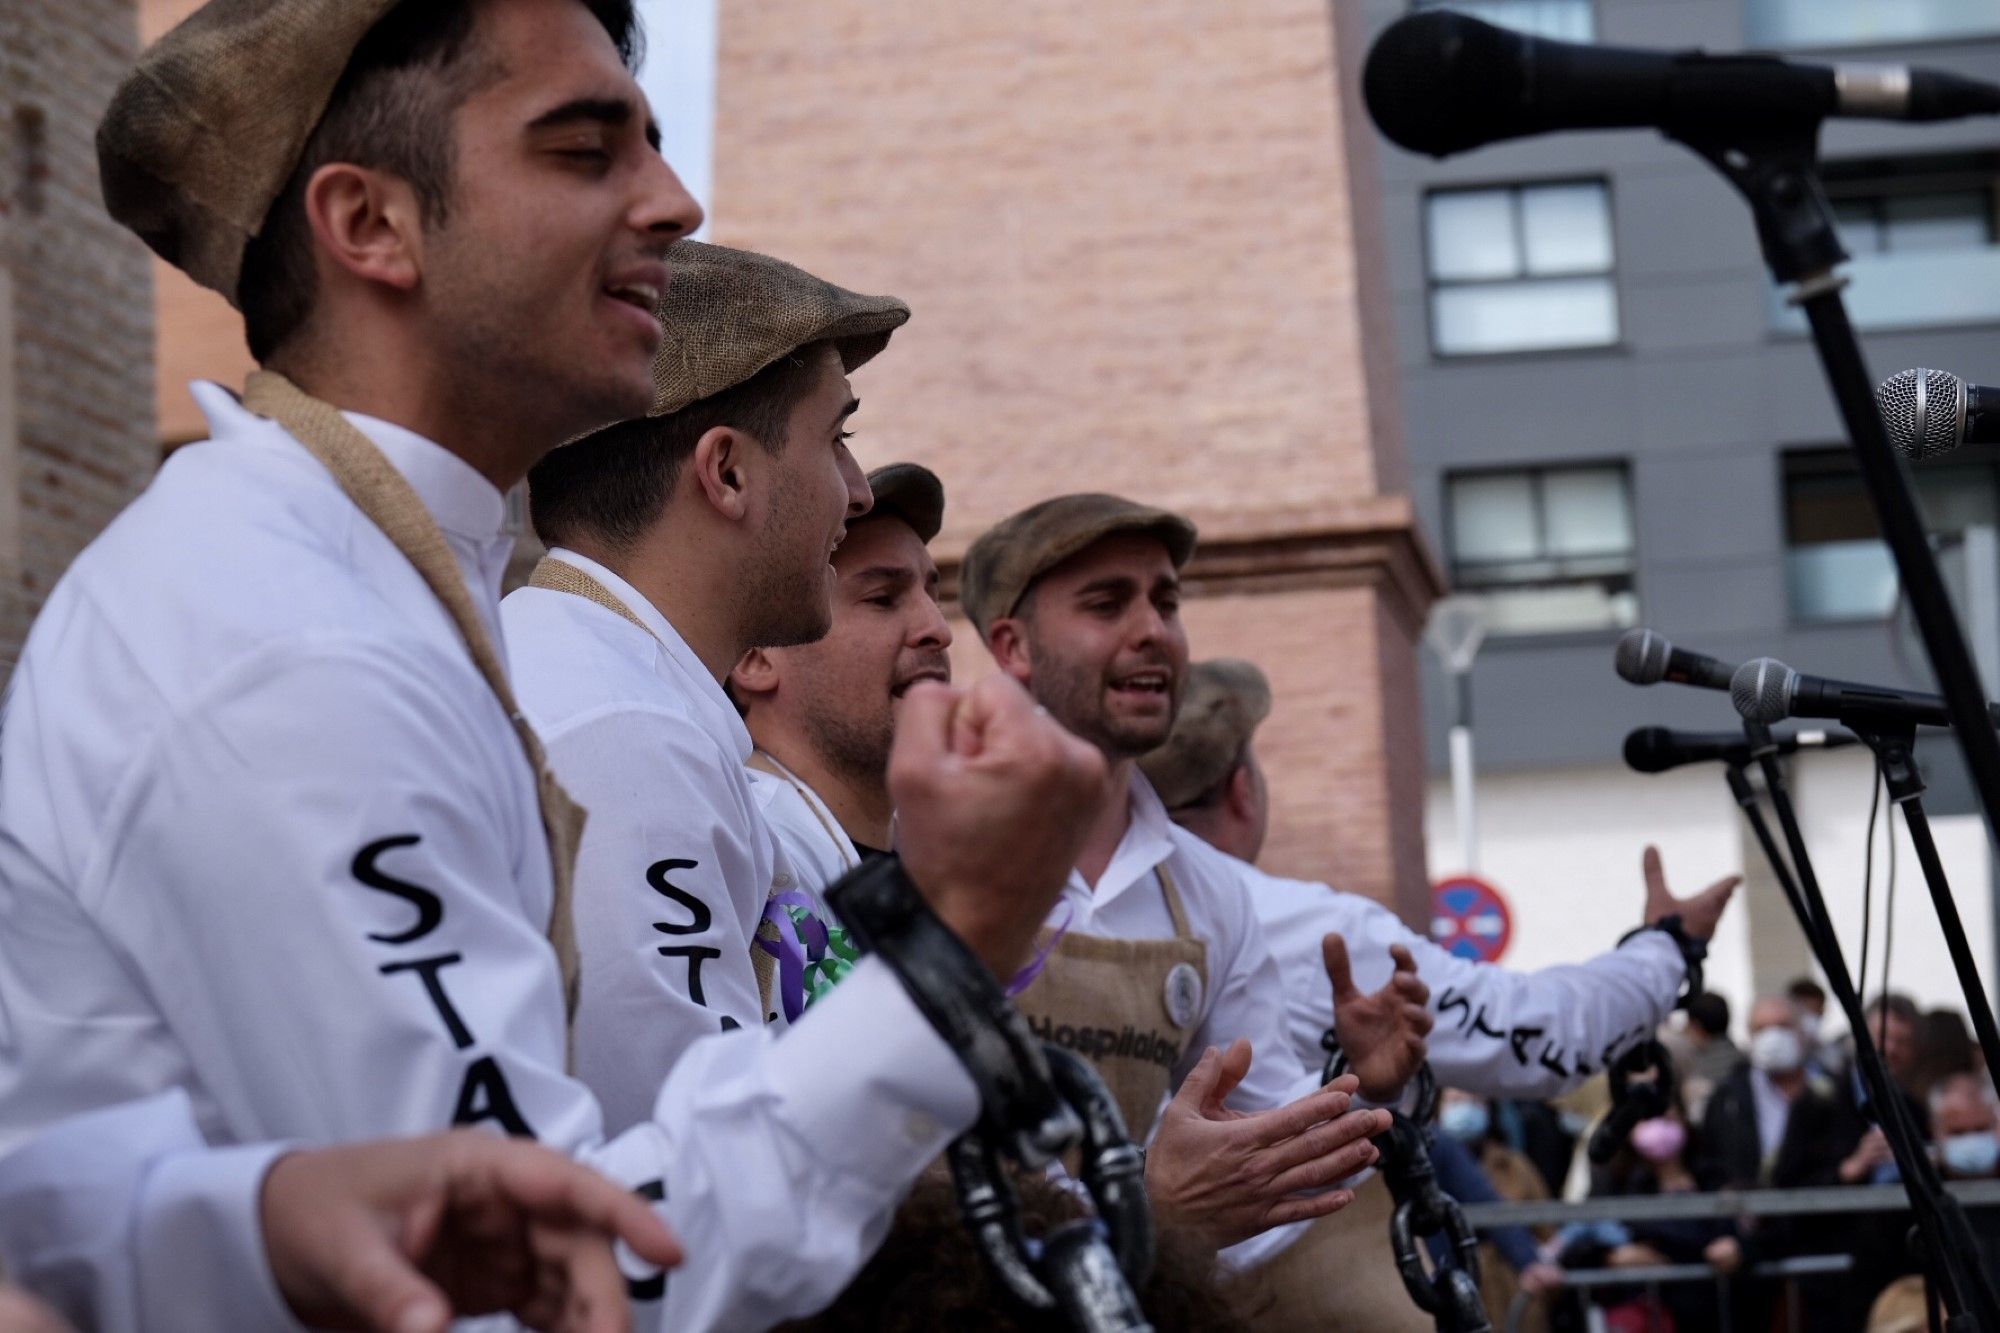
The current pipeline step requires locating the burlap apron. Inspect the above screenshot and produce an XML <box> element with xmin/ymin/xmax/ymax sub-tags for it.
<box><xmin>1009</xmin><ymin>865</ymin><xmax>1207</xmax><ymax>1143</ymax></box>
<box><xmin>1223</xmin><ymin>1170</ymin><xmax>1432</xmax><ymax>1332</ymax></box>
<box><xmin>240</xmin><ymin>374</ymin><xmax>585</xmax><ymax>1046</ymax></box>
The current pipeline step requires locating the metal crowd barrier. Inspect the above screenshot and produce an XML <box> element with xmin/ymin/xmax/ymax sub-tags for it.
<box><xmin>1458</xmin><ymin>1181</ymin><xmax>2000</xmax><ymax>1333</ymax></box>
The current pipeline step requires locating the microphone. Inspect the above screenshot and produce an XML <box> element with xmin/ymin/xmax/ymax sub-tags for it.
<box><xmin>1730</xmin><ymin>656</ymin><xmax>2000</xmax><ymax>729</ymax></box>
<box><xmin>1614</xmin><ymin>628</ymin><xmax>1736</xmax><ymax>691</ymax></box>
<box><xmin>1876</xmin><ymin>368</ymin><xmax>2000</xmax><ymax>462</ymax></box>
<box><xmin>1623</xmin><ymin>725</ymin><xmax>1857</xmax><ymax>775</ymax></box>
<box><xmin>1363</xmin><ymin>11</ymin><xmax>2000</xmax><ymax>159</ymax></box>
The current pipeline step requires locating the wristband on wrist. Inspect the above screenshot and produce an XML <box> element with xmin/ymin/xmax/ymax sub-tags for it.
<box><xmin>826</xmin><ymin>853</ymin><xmax>1080</xmax><ymax>1168</ymax></box>
<box><xmin>1620</xmin><ymin>913</ymin><xmax>1707</xmax><ymax>1006</ymax></box>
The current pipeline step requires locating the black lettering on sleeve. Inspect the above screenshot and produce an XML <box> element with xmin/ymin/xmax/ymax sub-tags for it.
<box><xmin>379</xmin><ymin>953</ymin><xmax>473</xmax><ymax>1049</ymax></box>
<box><xmin>656</xmin><ymin>945</ymin><xmax>722</xmax><ymax>1005</ymax></box>
<box><xmin>1437</xmin><ymin>988</ymin><xmax>1472</xmax><ymax>1030</ymax></box>
<box><xmin>1470</xmin><ymin>1005</ymin><xmax>1505</xmax><ymax>1040</ymax></box>
<box><xmin>354</xmin><ymin>835</ymin><xmax>443</xmax><ymax>944</ymax></box>
<box><xmin>1509</xmin><ymin>1026</ymin><xmax>1543</xmax><ymax>1067</ymax></box>
<box><xmin>450</xmin><ymin>1055</ymin><xmax>535</xmax><ymax>1138</ymax></box>
<box><xmin>647</xmin><ymin>858</ymin><xmax>711</xmax><ymax>936</ymax></box>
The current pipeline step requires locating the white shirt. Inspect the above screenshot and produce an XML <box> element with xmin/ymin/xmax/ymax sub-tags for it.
<box><xmin>0</xmin><ymin>1092</ymin><xmax>298</xmax><ymax>1333</ymax></box>
<box><xmin>1749</xmin><ymin>1067</ymin><xmax>1792</xmax><ymax>1163</ymax></box>
<box><xmin>752</xmin><ymin>759</ymin><xmax>863</xmax><ymax>908</ymax></box>
<box><xmin>0</xmin><ymin>387</ymin><xmax>975</xmax><ymax>1331</ymax></box>
<box><xmin>1239</xmin><ymin>867</ymin><xmax>1688</xmax><ymax>1098</ymax></box>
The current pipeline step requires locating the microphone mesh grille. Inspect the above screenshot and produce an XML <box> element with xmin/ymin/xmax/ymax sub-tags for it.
<box><xmin>1730</xmin><ymin>658</ymin><xmax>1791</xmax><ymax>726</ymax></box>
<box><xmin>1876</xmin><ymin>368</ymin><xmax>1963</xmax><ymax>462</ymax></box>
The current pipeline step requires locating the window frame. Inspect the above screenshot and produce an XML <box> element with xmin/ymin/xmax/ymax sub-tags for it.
<box><xmin>1443</xmin><ymin>459</ymin><xmax>1640</xmax><ymax>636</ymax></box>
<box><xmin>1410</xmin><ymin>0</ymin><xmax>1597</xmax><ymax>42</ymax></box>
<box><xmin>1421</xmin><ymin>177</ymin><xmax>1623</xmax><ymax>359</ymax></box>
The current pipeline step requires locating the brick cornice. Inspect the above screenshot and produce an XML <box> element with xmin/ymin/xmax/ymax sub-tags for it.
<box><xmin>938</xmin><ymin>495</ymin><xmax>1447</xmax><ymax>637</ymax></box>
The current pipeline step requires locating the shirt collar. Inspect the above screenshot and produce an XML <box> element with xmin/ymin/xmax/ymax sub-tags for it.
<box><xmin>1069</xmin><ymin>768</ymin><xmax>1178</xmax><ymax>905</ymax></box>
<box><xmin>545</xmin><ymin>547</ymin><xmax>753</xmax><ymax>761</ymax></box>
<box><xmin>192</xmin><ymin>382</ymin><xmax>510</xmax><ymax>547</ymax></box>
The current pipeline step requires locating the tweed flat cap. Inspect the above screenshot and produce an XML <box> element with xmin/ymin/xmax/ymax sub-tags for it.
<box><xmin>650</xmin><ymin>241</ymin><xmax>909</xmax><ymax>416</ymax></box>
<box><xmin>97</xmin><ymin>0</ymin><xmax>403</xmax><ymax>306</ymax></box>
<box><xmin>863</xmin><ymin>463</ymin><xmax>945</xmax><ymax>544</ymax></box>
<box><xmin>960</xmin><ymin>493</ymin><xmax>1197</xmax><ymax>635</ymax></box>
<box><xmin>1139</xmin><ymin>659</ymin><xmax>1273</xmax><ymax>809</ymax></box>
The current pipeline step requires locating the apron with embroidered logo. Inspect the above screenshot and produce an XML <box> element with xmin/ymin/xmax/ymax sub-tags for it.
<box><xmin>241</xmin><ymin>373</ymin><xmax>586</xmax><ymax>1051</ymax></box>
<box><xmin>1009</xmin><ymin>863</ymin><xmax>1208</xmax><ymax>1142</ymax></box>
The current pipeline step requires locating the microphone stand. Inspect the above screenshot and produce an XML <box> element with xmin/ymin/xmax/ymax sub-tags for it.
<box><xmin>1846</xmin><ymin>715</ymin><xmax>2000</xmax><ymax>1098</ymax></box>
<box><xmin>1728</xmin><ymin>723</ymin><xmax>2000</xmax><ymax>1330</ymax></box>
<box><xmin>1672</xmin><ymin>114</ymin><xmax>2000</xmax><ymax>1024</ymax></box>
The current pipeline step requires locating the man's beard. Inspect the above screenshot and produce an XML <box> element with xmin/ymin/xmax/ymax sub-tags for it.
<box><xmin>743</xmin><ymin>464</ymin><xmax>835</xmax><ymax>649</ymax></box>
<box><xmin>1031</xmin><ymin>645</ymin><xmax>1176</xmax><ymax>761</ymax></box>
<box><xmin>800</xmin><ymin>690</ymin><xmax>893</xmax><ymax>788</ymax></box>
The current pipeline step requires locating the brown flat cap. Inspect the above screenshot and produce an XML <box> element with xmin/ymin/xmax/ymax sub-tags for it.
<box><xmin>97</xmin><ymin>0</ymin><xmax>403</xmax><ymax>306</ymax></box>
<box><xmin>960</xmin><ymin>493</ymin><xmax>1197</xmax><ymax>635</ymax></box>
<box><xmin>1139</xmin><ymin>659</ymin><xmax>1273</xmax><ymax>809</ymax></box>
<box><xmin>863</xmin><ymin>463</ymin><xmax>945</xmax><ymax>544</ymax></box>
<box><xmin>650</xmin><ymin>241</ymin><xmax>909</xmax><ymax>416</ymax></box>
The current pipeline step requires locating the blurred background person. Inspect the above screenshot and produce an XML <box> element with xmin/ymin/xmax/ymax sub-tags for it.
<box><xmin>1677</xmin><ymin>992</ymin><xmax>1741</xmax><ymax>1122</ymax></box>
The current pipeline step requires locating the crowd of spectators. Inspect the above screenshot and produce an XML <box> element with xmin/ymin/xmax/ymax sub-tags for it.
<box><xmin>1434</xmin><ymin>982</ymin><xmax>2000</xmax><ymax>1333</ymax></box>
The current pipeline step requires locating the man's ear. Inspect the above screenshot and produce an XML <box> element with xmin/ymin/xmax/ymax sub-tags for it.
<box><xmin>303</xmin><ymin>163</ymin><xmax>425</xmax><ymax>296</ymax></box>
<box><xmin>689</xmin><ymin>426</ymin><xmax>754</xmax><ymax>521</ymax></box>
<box><xmin>986</xmin><ymin>618</ymin><xmax>1033</xmax><ymax>685</ymax></box>
<box><xmin>1226</xmin><ymin>761</ymin><xmax>1259</xmax><ymax>823</ymax></box>
<box><xmin>731</xmin><ymin>646</ymin><xmax>780</xmax><ymax>699</ymax></box>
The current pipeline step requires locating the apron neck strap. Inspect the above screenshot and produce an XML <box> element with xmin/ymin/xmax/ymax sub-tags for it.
<box><xmin>528</xmin><ymin>555</ymin><xmax>654</xmax><ymax>639</ymax></box>
<box><xmin>1155</xmin><ymin>862</ymin><xmax>1194</xmax><ymax>938</ymax></box>
<box><xmin>239</xmin><ymin>371</ymin><xmax>584</xmax><ymax>1037</ymax></box>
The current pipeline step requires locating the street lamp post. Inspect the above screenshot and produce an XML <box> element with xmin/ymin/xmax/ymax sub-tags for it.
<box><xmin>1426</xmin><ymin>596</ymin><xmax>1488</xmax><ymax>872</ymax></box>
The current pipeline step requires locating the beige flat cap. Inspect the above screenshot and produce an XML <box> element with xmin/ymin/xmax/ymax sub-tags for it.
<box><xmin>650</xmin><ymin>241</ymin><xmax>909</xmax><ymax>416</ymax></box>
<box><xmin>1139</xmin><ymin>658</ymin><xmax>1273</xmax><ymax>809</ymax></box>
<box><xmin>863</xmin><ymin>463</ymin><xmax>945</xmax><ymax>544</ymax></box>
<box><xmin>97</xmin><ymin>0</ymin><xmax>403</xmax><ymax>305</ymax></box>
<box><xmin>959</xmin><ymin>493</ymin><xmax>1197</xmax><ymax>635</ymax></box>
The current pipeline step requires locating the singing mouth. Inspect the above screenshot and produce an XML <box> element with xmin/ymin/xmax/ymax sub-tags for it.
<box><xmin>1109</xmin><ymin>669</ymin><xmax>1171</xmax><ymax>698</ymax></box>
<box><xmin>892</xmin><ymin>667</ymin><xmax>951</xmax><ymax>698</ymax></box>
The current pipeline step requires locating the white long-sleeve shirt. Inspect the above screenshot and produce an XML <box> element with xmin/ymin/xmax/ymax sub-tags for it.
<box><xmin>0</xmin><ymin>385</ymin><xmax>974</xmax><ymax>1331</ymax></box>
<box><xmin>0</xmin><ymin>1092</ymin><xmax>298</xmax><ymax>1333</ymax></box>
<box><xmin>1239</xmin><ymin>867</ymin><xmax>1687</xmax><ymax>1098</ymax></box>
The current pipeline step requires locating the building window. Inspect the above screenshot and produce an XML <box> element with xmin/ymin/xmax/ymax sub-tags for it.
<box><xmin>1446</xmin><ymin>463</ymin><xmax>1637</xmax><ymax>634</ymax></box>
<box><xmin>1748</xmin><ymin>0</ymin><xmax>2000</xmax><ymax>47</ymax></box>
<box><xmin>1425</xmin><ymin>181</ymin><xmax>1619</xmax><ymax>356</ymax></box>
<box><xmin>1772</xmin><ymin>157</ymin><xmax>2000</xmax><ymax>333</ymax></box>
<box><xmin>1783</xmin><ymin>447</ymin><xmax>2000</xmax><ymax>622</ymax></box>
<box><xmin>1414</xmin><ymin>0</ymin><xmax>1593</xmax><ymax>41</ymax></box>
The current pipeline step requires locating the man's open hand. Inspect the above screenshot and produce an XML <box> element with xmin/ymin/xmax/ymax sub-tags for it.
<box><xmin>1144</xmin><ymin>1040</ymin><xmax>1389</xmax><ymax>1248</ymax></box>
<box><xmin>890</xmin><ymin>676</ymin><xmax>1107</xmax><ymax>978</ymax></box>
<box><xmin>1640</xmin><ymin>844</ymin><xmax>1739</xmax><ymax>942</ymax></box>
<box><xmin>261</xmin><ymin>1131</ymin><xmax>680</xmax><ymax>1333</ymax></box>
<box><xmin>1325</xmin><ymin>933</ymin><xmax>1432</xmax><ymax>1102</ymax></box>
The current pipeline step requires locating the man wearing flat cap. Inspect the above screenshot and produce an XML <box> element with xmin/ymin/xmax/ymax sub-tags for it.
<box><xmin>731</xmin><ymin>461</ymin><xmax>953</xmax><ymax>887</ymax></box>
<box><xmin>506</xmin><ymin>240</ymin><xmax>1097</xmax><ymax>1305</ymax></box>
<box><xmin>960</xmin><ymin>495</ymin><xmax>1433</xmax><ymax>1297</ymax></box>
<box><xmin>1147</xmin><ymin>657</ymin><xmax>1742</xmax><ymax>1116</ymax></box>
<box><xmin>0</xmin><ymin>3</ymin><xmax>1095</xmax><ymax>1328</ymax></box>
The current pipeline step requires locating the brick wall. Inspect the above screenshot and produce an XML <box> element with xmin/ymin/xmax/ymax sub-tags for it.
<box><xmin>718</xmin><ymin>0</ymin><xmax>1440</xmax><ymax>917</ymax></box>
<box><xmin>0</xmin><ymin>0</ymin><xmax>155</xmax><ymax>672</ymax></box>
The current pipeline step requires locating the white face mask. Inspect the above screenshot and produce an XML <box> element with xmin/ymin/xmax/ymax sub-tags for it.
<box><xmin>1750</xmin><ymin>1025</ymin><xmax>1806</xmax><ymax>1074</ymax></box>
<box><xmin>1797</xmin><ymin>1011</ymin><xmax>1821</xmax><ymax>1043</ymax></box>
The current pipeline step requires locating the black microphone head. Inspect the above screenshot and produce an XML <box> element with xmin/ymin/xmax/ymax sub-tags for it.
<box><xmin>1614</xmin><ymin>628</ymin><xmax>1672</xmax><ymax>685</ymax></box>
<box><xmin>1876</xmin><ymin>367</ymin><xmax>1966</xmax><ymax>462</ymax></box>
<box><xmin>1731</xmin><ymin>657</ymin><xmax>1796</xmax><ymax>725</ymax></box>
<box><xmin>1363</xmin><ymin>11</ymin><xmax>1532</xmax><ymax>158</ymax></box>
<box><xmin>1623</xmin><ymin>726</ymin><xmax>1679</xmax><ymax>774</ymax></box>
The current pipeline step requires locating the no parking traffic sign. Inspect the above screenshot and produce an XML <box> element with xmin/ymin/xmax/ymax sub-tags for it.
<box><xmin>1431</xmin><ymin>874</ymin><xmax>1512</xmax><ymax>963</ymax></box>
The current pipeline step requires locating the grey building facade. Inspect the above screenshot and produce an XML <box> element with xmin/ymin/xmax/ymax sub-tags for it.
<box><xmin>1359</xmin><ymin>0</ymin><xmax>2000</xmax><ymax>787</ymax></box>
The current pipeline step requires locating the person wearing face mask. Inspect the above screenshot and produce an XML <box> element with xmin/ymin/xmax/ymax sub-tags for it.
<box><xmin>1562</xmin><ymin>1098</ymin><xmax>1738</xmax><ymax>1333</ymax></box>
<box><xmin>1863</xmin><ymin>1073</ymin><xmax>2000</xmax><ymax>1332</ymax></box>
<box><xmin>1787</xmin><ymin>976</ymin><xmax>1843</xmax><ymax>1073</ymax></box>
<box><xmin>1698</xmin><ymin>995</ymin><xmax>1875</xmax><ymax>1331</ymax></box>
<box><xmin>1434</xmin><ymin>1091</ymin><xmax>1564</xmax><ymax>1332</ymax></box>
